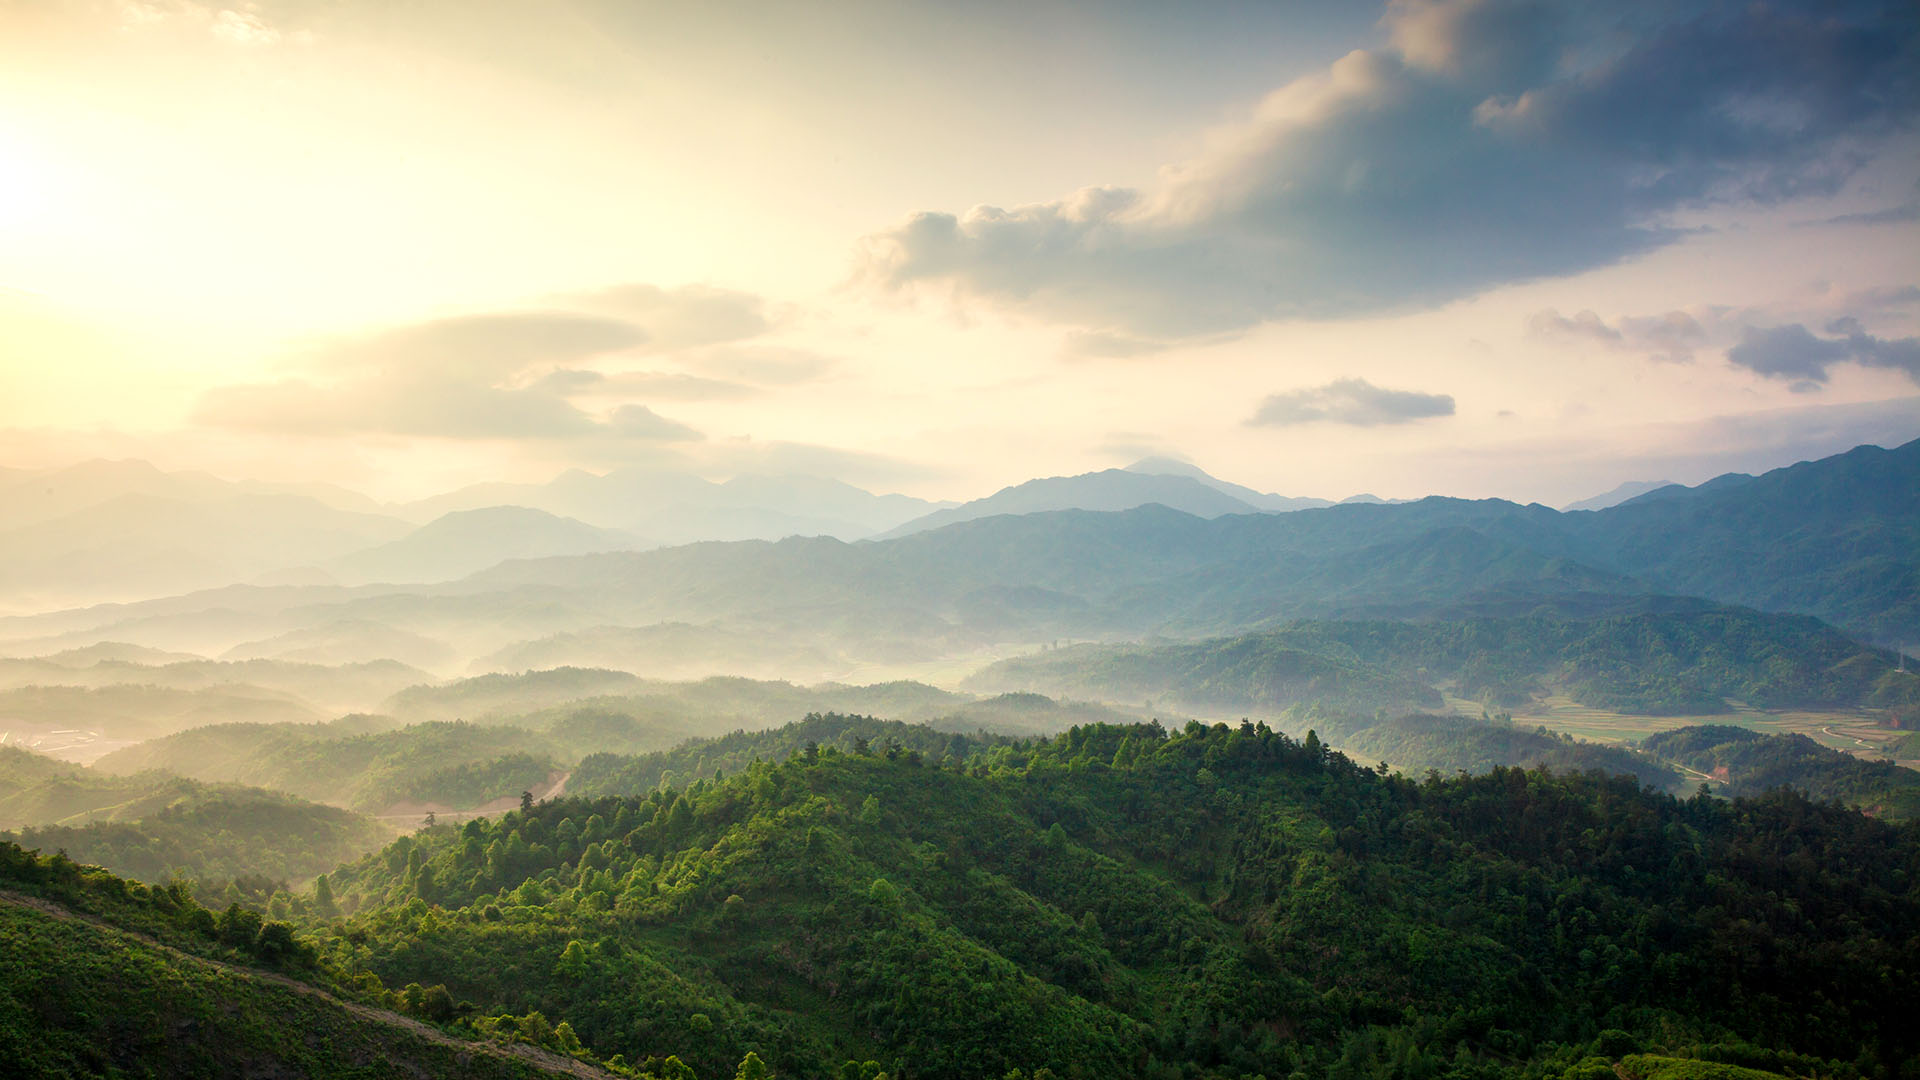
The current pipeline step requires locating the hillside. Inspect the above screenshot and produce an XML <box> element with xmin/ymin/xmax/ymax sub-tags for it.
<box><xmin>312</xmin><ymin>720</ymin><xmax>1918</xmax><ymax>1080</ymax></box>
<box><xmin>94</xmin><ymin>720</ymin><xmax>561</xmax><ymax>815</ymax></box>
<box><xmin>1643</xmin><ymin>725</ymin><xmax>1920</xmax><ymax>817</ymax></box>
<box><xmin>5</xmin><ymin>786</ymin><xmax>393</xmax><ymax>886</ymax></box>
<box><xmin>1318</xmin><ymin>711</ymin><xmax>1684</xmax><ymax>790</ymax></box>
<box><xmin>0</xmin><ymin>845</ymin><xmax>609</xmax><ymax>1079</ymax></box>
<box><xmin>968</xmin><ymin>608</ymin><xmax>1913</xmax><ymax>717</ymax></box>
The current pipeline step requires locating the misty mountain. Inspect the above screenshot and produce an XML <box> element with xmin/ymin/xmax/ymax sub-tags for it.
<box><xmin>1568</xmin><ymin>439</ymin><xmax>1920</xmax><ymax>646</ymax></box>
<box><xmin>401</xmin><ymin>467</ymin><xmax>947</xmax><ymax>544</ymax></box>
<box><xmin>0</xmin><ymin>653</ymin><xmax>433</xmax><ymax>714</ymax></box>
<box><xmin>3</xmin><ymin>439</ymin><xmax>1912</xmax><ymax>674</ymax></box>
<box><xmin>220</xmin><ymin>619</ymin><xmax>460</xmax><ymax>671</ymax></box>
<box><xmin>0</xmin><ymin>490</ymin><xmax>410</xmax><ymax>612</ymax></box>
<box><xmin>0</xmin><ymin>458</ymin><xmax>386</xmax><ymax>533</ymax></box>
<box><xmin>874</xmin><ymin>467</ymin><xmax>1268</xmax><ymax>539</ymax></box>
<box><xmin>330</xmin><ymin>506</ymin><xmax>649</xmax><ymax>586</ymax></box>
<box><xmin>475</xmin><ymin>621</ymin><xmax>841</xmax><ymax>681</ymax></box>
<box><xmin>1561</xmin><ymin>478</ymin><xmax>1677</xmax><ymax>512</ymax></box>
<box><xmin>1121</xmin><ymin>456</ymin><xmax>1334</xmax><ymax>511</ymax></box>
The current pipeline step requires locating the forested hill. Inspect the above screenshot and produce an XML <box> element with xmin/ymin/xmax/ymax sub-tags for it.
<box><xmin>966</xmin><ymin>607</ymin><xmax>1918</xmax><ymax>717</ymax></box>
<box><xmin>307</xmin><ymin>720</ymin><xmax>1918</xmax><ymax>1080</ymax></box>
<box><xmin>1643</xmin><ymin>725</ymin><xmax>1920</xmax><ymax>817</ymax></box>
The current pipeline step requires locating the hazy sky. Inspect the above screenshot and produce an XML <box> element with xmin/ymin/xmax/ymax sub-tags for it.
<box><xmin>3</xmin><ymin>0</ymin><xmax>1917</xmax><ymax>505</ymax></box>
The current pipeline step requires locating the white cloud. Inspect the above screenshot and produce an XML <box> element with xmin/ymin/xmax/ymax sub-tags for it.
<box><xmin>1249</xmin><ymin>377</ymin><xmax>1456</xmax><ymax>427</ymax></box>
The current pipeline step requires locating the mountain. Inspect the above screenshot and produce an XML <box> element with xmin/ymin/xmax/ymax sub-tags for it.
<box><xmin>0</xmin><ymin>458</ymin><xmax>386</xmax><ymax>532</ymax></box>
<box><xmin>331</xmin><ymin>506</ymin><xmax>650</xmax><ymax>585</ymax></box>
<box><xmin>475</xmin><ymin>621</ymin><xmax>842</xmax><ymax>681</ymax></box>
<box><xmin>1573</xmin><ymin>439</ymin><xmax>1920</xmax><ymax>646</ymax></box>
<box><xmin>1642</xmin><ymin>724</ymin><xmax>1920</xmax><ymax>816</ymax></box>
<box><xmin>5</xmin><ymin>438</ymin><xmax>1913</xmax><ymax>673</ymax></box>
<box><xmin>1121</xmin><ymin>456</ymin><xmax>1333</xmax><ymax>511</ymax></box>
<box><xmin>402</xmin><ymin>467</ymin><xmax>947</xmax><ymax>544</ymax></box>
<box><xmin>1562</xmin><ymin>479</ymin><xmax>1677</xmax><ymax>511</ymax></box>
<box><xmin>873</xmin><ymin>467</ymin><xmax>1266</xmax><ymax>539</ymax></box>
<box><xmin>966</xmin><ymin>608</ymin><xmax>1914</xmax><ymax>719</ymax></box>
<box><xmin>305</xmin><ymin>719</ymin><xmax>1918</xmax><ymax>1079</ymax></box>
<box><xmin>0</xmin><ymin>490</ymin><xmax>410</xmax><ymax>612</ymax></box>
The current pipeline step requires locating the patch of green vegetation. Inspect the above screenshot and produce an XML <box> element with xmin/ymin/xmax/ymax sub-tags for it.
<box><xmin>311</xmin><ymin>719</ymin><xmax>1915</xmax><ymax>1080</ymax></box>
<box><xmin>1642</xmin><ymin>725</ymin><xmax>1920</xmax><ymax>817</ymax></box>
<box><xmin>6</xmin><ymin>786</ymin><xmax>393</xmax><ymax>886</ymax></box>
<box><xmin>95</xmin><ymin>720</ymin><xmax>558</xmax><ymax>812</ymax></box>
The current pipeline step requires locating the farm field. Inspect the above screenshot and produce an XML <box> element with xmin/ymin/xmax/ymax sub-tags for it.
<box><xmin>1486</xmin><ymin>695</ymin><xmax>1917</xmax><ymax>767</ymax></box>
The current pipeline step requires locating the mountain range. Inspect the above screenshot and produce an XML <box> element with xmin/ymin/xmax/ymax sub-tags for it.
<box><xmin>1</xmin><ymin>440</ymin><xmax>1913</xmax><ymax>680</ymax></box>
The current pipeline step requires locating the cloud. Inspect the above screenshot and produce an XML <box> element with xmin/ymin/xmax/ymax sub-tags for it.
<box><xmin>688</xmin><ymin>345</ymin><xmax>838</xmax><ymax>385</ymax></box>
<box><xmin>859</xmin><ymin>0</ymin><xmax>1918</xmax><ymax>340</ymax></box>
<box><xmin>541</xmin><ymin>369</ymin><xmax>758</xmax><ymax>401</ymax></box>
<box><xmin>1249</xmin><ymin>377</ymin><xmax>1456</xmax><ymax>427</ymax></box>
<box><xmin>1530</xmin><ymin>308</ymin><xmax>1708</xmax><ymax>362</ymax></box>
<box><xmin>1819</xmin><ymin>181</ymin><xmax>1920</xmax><ymax>225</ymax></box>
<box><xmin>608</xmin><ymin>405</ymin><xmax>703</xmax><ymax>441</ymax></box>
<box><xmin>567</xmin><ymin>284</ymin><xmax>774</xmax><ymax>350</ymax></box>
<box><xmin>1061</xmin><ymin>331</ymin><xmax>1179</xmax><ymax>360</ymax></box>
<box><xmin>194</xmin><ymin>311</ymin><xmax>702</xmax><ymax>443</ymax></box>
<box><xmin>1726</xmin><ymin>323</ymin><xmax>1920</xmax><ymax>387</ymax></box>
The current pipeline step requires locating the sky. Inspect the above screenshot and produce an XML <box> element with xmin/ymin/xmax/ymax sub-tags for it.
<box><xmin>1</xmin><ymin>0</ymin><xmax>1917</xmax><ymax>506</ymax></box>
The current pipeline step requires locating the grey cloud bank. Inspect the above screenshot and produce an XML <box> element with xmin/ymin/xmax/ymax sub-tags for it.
<box><xmin>860</xmin><ymin>0</ymin><xmax>1919</xmax><ymax>340</ymax></box>
<box><xmin>1727</xmin><ymin>323</ymin><xmax>1920</xmax><ymax>388</ymax></box>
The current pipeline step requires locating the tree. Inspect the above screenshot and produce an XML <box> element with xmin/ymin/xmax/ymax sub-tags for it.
<box><xmin>313</xmin><ymin>873</ymin><xmax>337</xmax><ymax>918</ymax></box>
<box><xmin>736</xmin><ymin>1051</ymin><xmax>775</xmax><ymax>1080</ymax></box>
<box><xmin>521</xmin><ymin>790</ymin><xmax>535</xmax><ymax>813</ymax></box>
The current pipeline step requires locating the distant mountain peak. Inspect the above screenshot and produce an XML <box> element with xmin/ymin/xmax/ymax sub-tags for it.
<box><xmin>1561</xmin><ymin>479</ymin><xmax>1678</xmax><ymax>512</ymax></box>
<box><xmin>1121</xmin><ymin>457</ymin><xmax>1334</xmax><ymax>513</ymax></box>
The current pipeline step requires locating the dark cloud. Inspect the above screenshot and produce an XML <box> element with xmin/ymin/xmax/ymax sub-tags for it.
<box><xmin>1726</xmin><ymin>323</ymin><xmax>1920</xmax><ymax>386</ymax></box>
<box><xmin>1530</xmin><ymin>308</ymin><xmax>1707</xmax><ymax>362</ymax></box>
<box><xmin>1249</xmin><ymin>377</ymin><xmax>1456</xmax><ymax>427</ymax></box>
<box><xmin>860</xmin><ymin>0</ymin><xmax>1918</xmax><ymax>340</ymax></box>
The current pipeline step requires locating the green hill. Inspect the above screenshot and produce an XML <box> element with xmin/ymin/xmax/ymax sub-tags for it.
<box><xmin>0</xmin><ymin>844</ymin><xmax>609</xmax><ymax>1079</ymax></box>
<box><xmin>1642</xmin><ymin>725</ymin><xmax>1920</xmax><ymax>817</ymax></box>
<box><xmin>310</xmin><ymin>720</ymin><xmax>1916</xmax><ymax>1080</ymax></box>
<box><xmin>7</xmin><ymin>786</ymin><xmax>393</xmax><ymax>887</ymax></box>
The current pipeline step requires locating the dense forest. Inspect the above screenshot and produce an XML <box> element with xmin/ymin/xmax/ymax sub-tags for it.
<box><xmin>1642</xmin><ymin>726</ymin><xmax>1920</xmax><ymax>818</ymax></box>
<box><xmin>268</xmin><ymin>716</ymin><xmax>1919</xmax><ymax>1080</ymax></box>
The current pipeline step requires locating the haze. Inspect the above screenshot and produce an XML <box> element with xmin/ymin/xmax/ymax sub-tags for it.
<box><xmin>3</xmin><ymin>0</ymin><xmax>1915</xmax><ymax>507</ymax></box>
